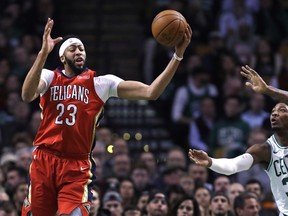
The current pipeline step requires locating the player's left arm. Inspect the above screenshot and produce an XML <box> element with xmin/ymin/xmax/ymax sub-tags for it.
<box><xmin>117</xmin><ymin>25</ymin><xmax>192</xmax><ymax>100</ymax></box>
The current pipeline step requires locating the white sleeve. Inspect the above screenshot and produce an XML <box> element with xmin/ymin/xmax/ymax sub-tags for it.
<box><xmin>93</xmin><ymin>74</ymin><xmax>124</xmax><ymax>102</ymax></box>
<box><xmin>40</xmin><ymin>69</ymin><xmax>54</xmax><ymax>95</ymax></box>
<box><xmin>209</xmin><ymin>153</ymin><xmax>254</xmax><ymax>175</ymax></box>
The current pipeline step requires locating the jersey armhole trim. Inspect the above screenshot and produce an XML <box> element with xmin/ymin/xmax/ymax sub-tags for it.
<box><xmin>266</xmin><ymin>140</ymin><xmax>273</xmax><ymax>171</ymax></box>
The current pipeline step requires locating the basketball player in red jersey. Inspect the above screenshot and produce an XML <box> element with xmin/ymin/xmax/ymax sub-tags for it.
<box><xmin>21</xmin><ymin>18</ymin><xmax>192</xmax><ymax>216</ymax></box>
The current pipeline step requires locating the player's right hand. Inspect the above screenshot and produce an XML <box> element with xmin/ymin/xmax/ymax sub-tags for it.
<box><xmin>240</xmin><ymin>65</ymin><xmax>268</xmax><ymax>94</ymax></box>
<box><xmin>188</xmin><ymin>149</ymin><xmax>212</xmax><ymax>167</ymax></box>
<box><xmin>41</xmin><ymin>18</ymin><xmax>63</xmax><ymax>55</ymax></box>
<box><xmin>175</xmin><ymin>24</ymin><xmax>192</xmax><ymax>57</ymax></box>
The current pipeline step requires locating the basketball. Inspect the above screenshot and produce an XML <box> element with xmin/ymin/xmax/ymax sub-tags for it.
<box><xmin>151</xmin><ymin>10</ymin><xmax>187</xmax><ymax>47</ymax></box>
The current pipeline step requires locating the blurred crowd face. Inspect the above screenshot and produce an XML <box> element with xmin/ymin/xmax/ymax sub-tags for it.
<box><xmin>140</xmin><ymin>152</ymin><xmax>157</xmax><ymax>175</ymax></box>
<box><xmin>131</xmin><ymin>168</ymin><xmax>149</xmax><ymax>190</ymax></box>
<box><xmin>177</xmin><ymin>199</ymin><xmax>194</xmax><ymax>216</ymax></box>
<box><xmin>166</xmin><ymin>149</ymin><xmax>186</xmax><ymax>169</ymax></box>
<box><xmin>235</xmin><ymin>197</ymin><xmax>260</xmax><ymax>216</ymax></box>
<box><xmin>13</xmin><ymin>183</ymin><xmax>28</xmax><ymax>203</ymax></box>
<box><xmin>213</xmin><ymin>176</ymin><xmax>230</xmax><ymax>193</ymax></box>
<box><xmin>209</xmin><ymin>195</ymin><xmax>230</xmax><ymax>216</ymax></box>
<box><xmin>103</xmin><ymin>200</ymin><xmax>123</xmax><ymax>216</ymax></box>
<box><xmin>188</xmin><ymin>164</ymin><xmax>208</xmax><ymax>185</ymax></box>
<box><xmin>245</xmin><ymin>183</ymin><xmax>262</xmax><ymax>200</ymax></box>
<box><xmin>137</xmin><ymin>193</ymin><xmax>149</xmax><ymax>211</ymax></box>
<box><xmin>194</xmin><ymin>187</ymin><xmax>211</xmax><ymax>209</ymax></box>
<box><xmin>146</xmin><ymin>193</ymin><xmax>168</xmax><ymax>216</ymax></box>
<box><xmin>90</xmin><ymin>189</ymin><xmax>100</xmax><ymax>215</ymax></box>
<box><xmin>112</xmin><ymin>154</ymin><xmax>131</xmax><ymax>178</ymax></box>
<box><xmin>119</xmin><ymin>180</ymin><xmax>135</xmax><ymax>200</ymax></box>
<box><xmin>227</xmin><ymin>183</ymin><xmax>244</xmax><ymax>206</ymax></box>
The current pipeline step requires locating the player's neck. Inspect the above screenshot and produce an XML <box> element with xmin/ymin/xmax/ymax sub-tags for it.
<box><xmin>274</xmin><ymin>133</ymin><xmax>288</xmax><ymax>147</ymax></box>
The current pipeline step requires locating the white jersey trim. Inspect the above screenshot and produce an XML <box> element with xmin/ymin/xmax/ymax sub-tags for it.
<box><xmin>40</xmin><ymin>69</ymin><xmax>123</xmax><ymax>101</ymax></box>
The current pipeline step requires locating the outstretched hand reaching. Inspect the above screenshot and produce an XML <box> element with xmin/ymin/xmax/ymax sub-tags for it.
<box><xmin>240</xmin><ymin>65</ymin><xmax>268</xmax><ymax>94</ymax></box>
<box><xmin>188</xmin><ymin>149</ymin><xmax>212</xmax><ymax>167</ymax></box>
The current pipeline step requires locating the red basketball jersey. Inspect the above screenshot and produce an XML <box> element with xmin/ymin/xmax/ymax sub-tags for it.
<box><xmin>33</xmin><ymin>68</ymin><xmax>104</xmax><ymax>154</ymax></box>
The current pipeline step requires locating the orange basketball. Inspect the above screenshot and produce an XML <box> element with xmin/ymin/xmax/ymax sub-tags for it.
<box><xmin>151</xmin><ymin>10</ymin><xmax>187</xmax><ymax>47</ymax></box>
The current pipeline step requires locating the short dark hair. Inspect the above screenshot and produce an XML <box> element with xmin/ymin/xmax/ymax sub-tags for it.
<box><xmin>234</xmin><ymin>192</ymin><xmax>259</xmax><ymax>215</ymax></box>
<box><xmin>244</xmin><ymin>179</ymin><xmax>263</xmax><ymax>192</ymax></box>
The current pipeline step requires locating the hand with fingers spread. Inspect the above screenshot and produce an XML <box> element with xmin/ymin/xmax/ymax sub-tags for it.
<box><xmin>240</xmin><ymin>65</ymin><xmax>268</xmax><ymax>94</ymax></box>
<box><xmin>188</xmin><ymin>149</ymin><xmax>212</xmax><ymax>167</ymax></box>
<box><xmin>41</xmin><ymin>18</ymin><xmax>63</xmax><ymax>55</ymax></box>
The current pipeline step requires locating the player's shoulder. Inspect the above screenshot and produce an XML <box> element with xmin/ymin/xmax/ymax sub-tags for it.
<box><xmin>94</xmin><ymin>74</ymin><xmax>123</xmax><ymax>83</ymax></box>
<box><xmin>246</xmin><ymin>142</ymin><xmax>271</xmax><ymax>162</ymax></box>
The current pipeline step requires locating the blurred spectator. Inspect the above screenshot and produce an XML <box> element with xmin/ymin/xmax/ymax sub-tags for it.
<box><xmin>11</xmin><ymin>46</ymin><xmax>30</xmax><ymax>81</ymax></box>
<box><xmin>122</xmin><ymin>205</ymin><xmax>141</xmax><ymax>216</ymax></box>
<box><xmin>136</xmin><ymin>191</ymin><xmax>149</xmax><ymax>214</ymax></box>
<box><xmin>130</xmin><ymin>161</ymin><xmax>152</xmax><ymax>196</ymax></box>
<box><xmin>15</xmin><ymin>147</ymin><xmax>32</xmax><ymax>172</ymax></box>
<box><xmin>165</xmin><ymin>146</ymin><xmax>187</xmax><ymax>169</ymax></box>
<box><xmin>0</xmin><ymin>200</ymin><xmax>17</xmax><ymax>216</ymax></box>
<box><xmin>209</xmin><ymin>95</ymin><xmax>250</xmax><ymax>157</ymax></box>
<box><xmin>0</xmin><ymin>91</ymin><xmax>20</xmax><ymax>127</ymax></box>
<box><xmin>166</xmin><ymin>184</ymin><xmax>186</xmax><ymax>206</ymax></box>
<box><xmin>189</xmin><ymin>96</ymin><xmax>217</xmax><ymax>152</ymax></box>
<box><xmin>171</xmin><ymin>66</ymin><xmax>218</xmax><ymax>149</ymax></box>
<box><xmin>202</xmin><ymin>31</ymin><xmax>227</xmax><ymax>88</ymax></box>
<box><xmin>179</xmin><ymin>173</ymin><xmax>195</xmax><ymax>196</ymax></box>
<box><xmin>11</xmin><ymin>132</ymin><xmax>33</xmax><ymax>151</ymax></box>
<box><xmin>213</xmin><ymin>175</ymin><xmax>231</xmax><ymax>193</ymax></box>
<box><xmin>243</xmin><ymin>179</ymin><xmax>278</xmax><ymax>215</ymax></box>
<box><xmin>154</xmin><ymin>165</ymin><xmax>184</xmax><ymax>192</ymax></box>
<box><xmin>188</xmin><ymin>163</ymin><xmax>213</xmax><ymax>190</ymax></box>
<box><xmin>111</xmin><ymin>153</ymin><xmax>131</xmax><ymax>180</ymax></box>
<box><xmin>254</xmin><ymin>0</ymin><xmax>288</xmax><ymax>47</ymax></box>
<box><xmin>118</xmin><ymin>178</ymin><xmax>136</xmax><ymax>210</ymax></box>
<box><xmin>90</xmin><ymin>185</ymin><xmax>101</xmax><ymax>216</ymax></box>
<box><xmin>233</xmin><ymin>192</ymin><xmax>260</xmax><ymax>216</ymax></box>
<box><xmin>227</xmin><ymin>182</ymin><xmax>244</xmax><ymax>213</ymax></box>
<box><xmin>3</xmin><ymin>74</ymin><xmax>21</xmax><ymax>93</ymax></box>
<box><xmin>139</xmin><ymin>151</ymin><xmax>159</xmax><ymax>184</ymax></box>
<box><xmin>102</xmin><ymin>190</ymin><xmax>124</xmax><ymax>216</ymax></box>
<box><xmin>252</xmin><ymin>39</ymin><xmax>280</xmax><ymax>102</ymax></box>
<box><xmin>112</xmin><ymin>137</ymin><xmax>129</xmax><ymax>155</ymax></box>
<box><xmin>218</xmin><ymin>0</ymin><xmax>254</xmax><ymax>39</ymax></box>
<box><xmin>1</xmin><ymin>101</ymin><xmax>31</xmax><ymax>147</ymax></box>
<box><xmin>12</xmin><ymin>182</ymin><xmax>28</xmax><ymax>215</ymax></box>
<box><xmin>0</xmin><ymin>190</ymin><xmax>9</xmax><ymax>202</ymax></box>
<box><xmin>194</xmin><ymin>186</ymin><xmax>212</xmax><ymax>216</ymax></box>
<box><xmin>168</xmin><ymin>195</ymin><xmax>202</xmax><ymax>216</ymax></box>
<box><xmin>241</xmin><ymin>93</ymin><xmax>269</xmax><ymax>128</ymax></box>
<box><xmin>145</xmin><ymin>190</ymin><xmax>168</xmax><ymax>216</ymax></box>
<box><xmin>27</xmin><ymin>110</ymin><xmax>41</xmax><ymax>140</ymax></box>
<box><xmin>209</xmin><ymin>191</ymin><xmax>233</xmax><ymax>216</ymax></box>
<box><xmin>5</xmin><ymin>166</ymin><xmax>28</xmax><ymax>198</ymax></box>
<box><xmin>235</xmin><ymin>128</ymin><xmax>271</xmax><ymax>195</ymax></box>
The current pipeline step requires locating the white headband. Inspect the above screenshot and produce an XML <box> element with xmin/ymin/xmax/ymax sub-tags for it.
<box><xmin>58</xmin><ymin>38</ymin><xmax>84</xmax><ymax>57</ymax></box>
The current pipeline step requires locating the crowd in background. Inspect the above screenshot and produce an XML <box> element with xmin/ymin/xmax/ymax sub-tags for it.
<box><xmin>0</xmin><ymin>0</ymin><xmax>288</xmax><ymax>215</ymax></box>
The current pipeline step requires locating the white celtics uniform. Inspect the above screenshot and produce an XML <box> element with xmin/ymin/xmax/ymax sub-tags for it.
<box><xmin>266</xmin><ymin>135</ymin><xmax>288</xmax><ymax>215</ymax></box>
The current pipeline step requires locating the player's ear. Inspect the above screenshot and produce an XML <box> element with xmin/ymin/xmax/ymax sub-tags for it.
<box><xmin>60</xmin><ymin>55</ymin><xmax>65</xmax><ymax>64</ymax></box>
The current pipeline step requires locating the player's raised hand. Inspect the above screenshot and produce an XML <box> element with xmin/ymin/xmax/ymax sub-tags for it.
<box><xmin>41</xmin><ymin>18</ymin><xmax>63</xmax><ymax>55</ymax></box>
<box><xmin>188</xmin><ymin>149</ymin><xmax>212</xmax><ymax>167</ymax></box>
<box><xmin>175</xmin><ymin>24</ymin><xmax>192</xmax><ymax>56</ymax></box>
<box><xmin>240</xmin><ymin>65</ymin><xmax>268</xmax><ymax>94</ymax></box>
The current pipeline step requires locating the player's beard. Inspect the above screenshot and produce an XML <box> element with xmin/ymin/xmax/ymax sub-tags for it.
<box><xmin>66</xmin><ymin>58</ymin><xmax>86</xmax><ymax>75</ymax></box>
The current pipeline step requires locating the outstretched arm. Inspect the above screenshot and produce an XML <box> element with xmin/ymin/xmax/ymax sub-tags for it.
<box><xmin>188</xmin><ymin>143</ymin><xmax>270</xmax><ymax>176</ymax></box>
<box><xmin>22</xmin><ymin>18</ymin><xmax>63</xmax><ymax>102</ymax></box>
<box><xmin>188</xmin><ymin>149</ymin><xmax>254</xmax><ymax>175</ymax></box>
<box><xmin>117</xmin><ymin>25</ymin><xmax>192</xmax><ymax>100</ymax></box>
<box><xmin>241</xmin><ymin>65</ymin><xmax>288</xmax><ymax>102</ymax></box>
